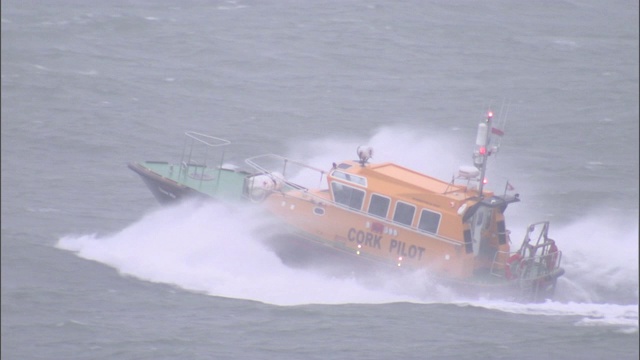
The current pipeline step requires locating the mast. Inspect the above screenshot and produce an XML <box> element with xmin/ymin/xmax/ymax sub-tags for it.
<box><xmin>473</xmin><ymin>111</ymin><xmax>496</xmax><ymax>195</ymax></box>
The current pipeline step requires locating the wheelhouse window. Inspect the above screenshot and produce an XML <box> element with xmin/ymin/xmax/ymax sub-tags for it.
<box><xmin>331</xmin><ymin>170</ymin><xmax>367</xmax><ymax>187</ymax></box>
<box><xmin>418</xmin><ymin>209</ymin><xmax>441</xmax><ymax>234</ymax></box>
<box><xmin>368</xmin><ymin>194</ymin><xmax>390</xmax><ymax>218</ymax></box>
<box><xmin>393</xmin><ymin>201</ymin><xmax>415</xmax><ymax>226</ymax></box>
<box><xmin>331</xmin><ymin>182</ymin><xmax>365</xmax><ymax>210</ymax></box>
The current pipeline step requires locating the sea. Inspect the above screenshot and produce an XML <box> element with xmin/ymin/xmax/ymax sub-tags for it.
<box><xmin>1</xmin><ymin>1</ymin><xmax>638</xmax><ymax>359</ymax></box>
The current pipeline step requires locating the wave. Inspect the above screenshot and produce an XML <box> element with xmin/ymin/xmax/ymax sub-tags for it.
<box><xmin>56</xmin><ymin>198</ymin><xmax>637</xmax><ymax>330</ymax></box>
<box><xmin>57</xmin><ymin>200</ymin><xmax>415</xmax><ymax>306</ymax></box>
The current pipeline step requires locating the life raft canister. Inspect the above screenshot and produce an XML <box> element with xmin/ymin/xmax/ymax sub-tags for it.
<box><xmin>504</xmin><ymin>253</ymin><xmax>523</xmax><ymax>280</ymax></box>
<box><xmin>248</xmin><ymin>173</ymin><xmax>284</xmax><ymax>202</ymax></box>
<box><xmin>546</xmin><ymin>240</ymin><xmax>559</xmax><ymax>271</ymax></box>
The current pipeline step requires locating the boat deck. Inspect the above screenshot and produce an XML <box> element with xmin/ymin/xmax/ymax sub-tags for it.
<box><xmin>136</xmin><ymin>161</ymin><xmax>250</xmax><ymax>200</ymax></box>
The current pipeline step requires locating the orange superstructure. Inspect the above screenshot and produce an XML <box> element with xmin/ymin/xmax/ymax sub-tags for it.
<box><xmin>245</xmin><ymin>111</ymin><xmax>564</xmax><ymax>301</ymax></box>
<box><xmin>257</xmin><ymin>157</ymin><xmax>502</xmax><ymax>280</ymax></box>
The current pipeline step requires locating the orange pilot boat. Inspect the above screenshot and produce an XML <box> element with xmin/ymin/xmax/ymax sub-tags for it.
<box><xmin>129</xmin><ymin>112</ymin><xmax>565</xmax><ymax>302</ymax></box>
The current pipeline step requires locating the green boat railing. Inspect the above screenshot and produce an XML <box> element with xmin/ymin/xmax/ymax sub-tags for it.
<box><xmin>179</xmin><ymin>131</ymin><xmax>232</xmax><ymax>192</ymax></box>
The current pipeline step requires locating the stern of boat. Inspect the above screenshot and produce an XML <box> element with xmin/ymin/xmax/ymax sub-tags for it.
<box><xmin>489</xmin><ymin>221</ymin><xmax>564</xmax><ymax>302</ymax></box>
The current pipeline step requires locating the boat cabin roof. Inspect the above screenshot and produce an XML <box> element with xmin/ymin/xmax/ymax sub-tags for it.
<box><xmin>331</xmin><ymin>160</ymin><xmax>485</xmax><ymax>209</ymax></box>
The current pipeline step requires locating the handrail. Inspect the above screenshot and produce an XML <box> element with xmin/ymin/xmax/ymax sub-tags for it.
<box><xmin>245</xmin><ymin>153</ymin><xmax>329</xmax><ymax>191</ymax></box>
<box><xmin>184</xmin><ymin>131</ymin><xmax>231</xmax><ymax>148</ymax></box>
<box><xmin>245</xmin><ymin>153</ymin><xmax>327</xmax><ymax>176</ymax></box>
<box><xmin>490</xmin><ymin>226</ymin><xmax>562</xmax><ymax>280</ymax></box>
<box><xmin>179</xmin><ymin>131</ymin><xmax>232</xmax><ymax>190</ymax></box>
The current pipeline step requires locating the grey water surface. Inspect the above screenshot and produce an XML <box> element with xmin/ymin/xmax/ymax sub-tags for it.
<box><xmin>2</xmin><ymin>1</ymin><xmax>638</xmax><ymax>359</ymax></box>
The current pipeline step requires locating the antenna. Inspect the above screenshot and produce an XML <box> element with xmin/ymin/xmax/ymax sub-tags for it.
<box><xmin>502</xmin><ymin>99</ymin><xmax>511</xmax><ymax>133</ymax></box>
<box><xmin>487</xmin><ymin>99</ymin><xmax>511</xmax><ymax>158</ymax></box>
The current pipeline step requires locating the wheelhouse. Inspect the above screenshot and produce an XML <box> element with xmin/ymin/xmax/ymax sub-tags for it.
<box><xmin>326</xmin><ymin>159</ymin><xmax>519</xmax><ymax>269</ymax></box>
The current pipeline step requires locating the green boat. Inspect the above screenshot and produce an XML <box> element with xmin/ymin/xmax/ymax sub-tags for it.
<box><xmin>128</xmin><ymin>132</ymin><xmax>254</xmax><ymax>204</ymax></box>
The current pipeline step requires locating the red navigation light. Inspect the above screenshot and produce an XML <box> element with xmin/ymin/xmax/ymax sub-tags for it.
<box><xmin>487</xmin><ymin>111</ymin><xmax>493</xmax><ymax>118</ymax></box>
<box><xmin>483</xmin><ymin>177</ymin><xmax>488</xmax><ymax>184</ymax></box>
<box><xmin>479</xmin><ymin>146</ymin><xmax>486</xmax><ymax>155</ymax></box>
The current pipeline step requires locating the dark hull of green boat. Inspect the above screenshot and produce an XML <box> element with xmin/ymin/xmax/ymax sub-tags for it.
<box><xmin>128</xmin><ymin>160</ymin><xmax>252</xmax><ymax>205</ymax></box>
<box><xmin>128</xmin><ymin>162</ymin><xmax>206</xmax><ymax>204</ymax></box>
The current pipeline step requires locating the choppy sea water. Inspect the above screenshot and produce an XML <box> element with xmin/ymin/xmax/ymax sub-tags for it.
<box><xmin>2</xmin><ymin>1</ymin><xmax>638</xmax><ymax>359</ymax></box>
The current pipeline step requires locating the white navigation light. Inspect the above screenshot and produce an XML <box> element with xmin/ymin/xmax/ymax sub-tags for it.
<box><xmin>476</xmin><ymin>123</ymin><xmax>488</xmax><ymax>147</ymax></box>
<box><xmin>458</xmin><ymin>165</ymin><xmax>480</xmax><ymax>179</ymax></box>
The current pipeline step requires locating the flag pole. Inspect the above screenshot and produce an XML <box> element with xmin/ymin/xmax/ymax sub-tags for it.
<box><xmin>503</xmin><ymin>180</ymin><xmax>515</xmax><ymax>197</ymax></box>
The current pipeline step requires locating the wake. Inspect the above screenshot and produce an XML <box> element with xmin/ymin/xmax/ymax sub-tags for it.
<box><xmin>56</xmin><ymin>198</ymin><xmax>638</xmax><ymax>331</ymax></box>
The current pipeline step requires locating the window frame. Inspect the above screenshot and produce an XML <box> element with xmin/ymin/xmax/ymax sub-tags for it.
<box><xmin>392</xmin><ymin>201</ymin><xmax>416</xmax><ymax>226</ymax></box>
<box><xmin>368</xmin><ymin>193</ymin><xmax>391</xmax><ymax>219</ymax></box>
<box><xmin>331</xmin><ymin>170</ymin><xmax>367</xmax><ymax>187</ymax></box>
<box><xmin>330</xmin><ymin>181</ymin><xmax>366</xmax><ymax>211</ymax></box>
<box><xmin>417</xmin><ymin>208</ymin><xmax>441</xmax><ymax>234</ymax></box>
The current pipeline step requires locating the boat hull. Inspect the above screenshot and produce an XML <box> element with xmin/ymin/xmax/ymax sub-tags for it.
<box><xmin>265</xmin><ymin>229</ymin><xmax>564</xmax><ymax>302</ymax></box>
<box><xmin>128</xmin><ymin>163</ymin><xmax>204</xmax><ymax>204</ymax></box>
<box><xmin>260</xmin><ymin>211</ymin><xmax>565</xmax><ymax>302</ymax></box>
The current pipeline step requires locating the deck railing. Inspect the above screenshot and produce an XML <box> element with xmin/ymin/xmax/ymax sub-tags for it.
<box><xmin>179</xmin><ymin>131</ymin><xmax>232</xmax><ymax>190</ymax></box>
<box><xmin>490</xmin><ymin>222</ymin><xmax>562</xmax><ymax>280</ymax></box>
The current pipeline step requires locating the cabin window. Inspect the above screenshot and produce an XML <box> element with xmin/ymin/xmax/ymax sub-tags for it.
<box><xmin>393</xmin><ymin>201</ymin><xmax>415</xmax><ymax>226</ymax></box>
<box><xmin>368</xmin><ymin>194</ymin><xmax>390</xmax><ymax>218</ymax></box>
<box><xmin>331</xmin><ymin>170</ymin><xmax>367</xmax><ymax>187</ymax></box>
<box><xmin>331</xmin><ymin>182</ymin><xmax>365</xmax><ymax>210</ymax></box>
<box><xmin>418</xmin><ymin>209</ymin><xmax>441</xmax><ymax>234</ymax></box>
